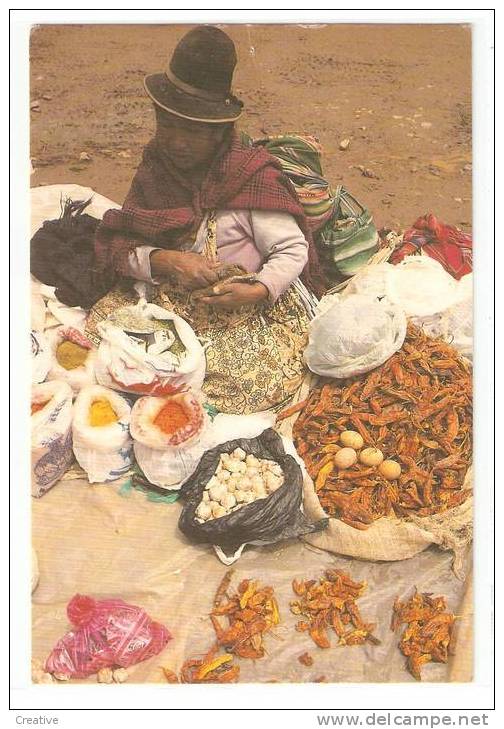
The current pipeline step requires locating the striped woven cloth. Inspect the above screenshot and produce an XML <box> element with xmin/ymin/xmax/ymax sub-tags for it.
<box><xmin>254</xmin><ymin>133</ymin><xmax>379</xmax><ymax>282</ymax></box>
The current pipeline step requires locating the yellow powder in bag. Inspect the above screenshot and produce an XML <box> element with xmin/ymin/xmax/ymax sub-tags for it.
<box><xmin>89</xmin><ymin>398</ymin><xmax>118</xmax><ymax>427</ymax></box>
<box><xmin>56</xmin><ymin>340</ymin><xmax>89</xmax><ymax>370</ymax></box>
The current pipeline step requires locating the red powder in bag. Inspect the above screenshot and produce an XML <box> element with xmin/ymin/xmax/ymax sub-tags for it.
<box><xmin>153</xmin><ymin>400</ymin><xmax>189</xmax><ymax>435</ymax></box>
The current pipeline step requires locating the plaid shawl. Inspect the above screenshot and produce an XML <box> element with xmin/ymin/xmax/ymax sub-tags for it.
<box><xmin>390</xmin><ymin>213</ymin><xmax>472</xmax><ymax>280</ymax></box>
<box><xmin>95</xmin><ymin>132</ymin><xmax>326</xmax><ymax>296</ymax></box>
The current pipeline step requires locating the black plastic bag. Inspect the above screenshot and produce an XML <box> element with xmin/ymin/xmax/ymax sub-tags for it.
<box><xmin>178</xmin><ymin>428</ymin><xmax>328</xmax><ymax>552</ymax></box>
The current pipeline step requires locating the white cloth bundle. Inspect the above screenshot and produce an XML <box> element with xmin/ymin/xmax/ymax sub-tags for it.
<box><xmin>31</xmin><ymin>330</ymin><xmax>52</xmax><ymax>384</ymax></box>
<box><xmin>72</xmin><ymin>385</ymin><xmax>134</xmax><ymax>483</ymax></box>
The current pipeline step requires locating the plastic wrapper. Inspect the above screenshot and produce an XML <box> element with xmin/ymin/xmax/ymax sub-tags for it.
<box><xmin>178</xmin><ymin>428</ymin><xmax>328</xmax><ymax>556</ymax></box>
<box><xmin>95</xmin><ymin>300</ymin><xmax>205</xmax><ymax>396</ymax></box>
<box><xmin>305</xmin><ymin>293</ymin><xmax>407</xmax><ymax>378</ymax></box>
<box><xmin>31</xmin><ymin>330</ymin><xmax>52</xmax><ymax>384</ymax></box>
<box><xmin>45</xmin><ymin>594</ymin><xmax>171</xmax><ymax>678</ymax></box>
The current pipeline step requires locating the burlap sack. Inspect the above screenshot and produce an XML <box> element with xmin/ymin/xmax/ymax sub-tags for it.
<box><xmin>276</xmin><ymin>373</ymin><xmax>473</xmax><ymax>579</ymax></box>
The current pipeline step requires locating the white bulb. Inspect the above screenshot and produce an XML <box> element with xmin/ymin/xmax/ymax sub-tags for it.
<box><xmin>233</xmin><ymin>447</ymin><xmax>247</xmax><ymax>461</ymax></box>
<box><xmin>217</xmin><ymin>470</ymin><xmax>231</xmax><ymax>482</ymax></box>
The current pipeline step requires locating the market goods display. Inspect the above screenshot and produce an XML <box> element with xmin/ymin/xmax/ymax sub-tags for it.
<box><xmin>391</xmin><ymin>589</ymin><xmax>456</xmax><ymax>680</ymax></box>
<box><xmin>210</xmin><ymin>572</ymin><xmax>280</xmax><ymax>659</ymax></box>
<box><xmin>294</xmin><ymin>324</ymin><xmax>472</xmax><ymax>530</ymax></box>
<box><xmin>31</xmin><ymin>380</ymin><xmax>74</xmax><ymax>497</ymax></box>
<box><xmin>45</xmin><ymin>594</ymin><xmax>171</xmax><ymax>679</ymax></box>
<box><xmin>95</xmin><ymin>300</ymin><xmax>205</xmax><ymax>396</ymax></box>
<box><xmin>178</xmin><ymin>428</ymin><xmax>327</xmax><ymax>558</ymax></box>
<box><xmin>194</xmin><ymin>448</ymin><xmax>285</xmax><ymax>523</ymax></box>
<box><xmin>72</xmin><ymin>385</ymin><xmax>134</xmax><ymax>483</ymax></box>
<box><xmin>290</xmin><ymin>569</ymin><xmax>379</xmax><ymax>649</ymax></box>
<box><xmin>47</xmin><ymin>327</ymin><xmax>96</xmax><ymax>393</ymax></box>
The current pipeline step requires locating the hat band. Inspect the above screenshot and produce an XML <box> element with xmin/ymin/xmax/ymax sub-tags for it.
<box><xmin>165</xmin><ymin>68</ymin><xmax>227</xmax><ymax>102</ymax></box>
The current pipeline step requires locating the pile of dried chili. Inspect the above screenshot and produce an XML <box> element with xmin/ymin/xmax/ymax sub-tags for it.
<box><xmin>391</xmin><ymin>589</ymin><xmax>456</xmax><ymax>680</ymax></box>
<box><xmin>293</xmin><ymin>324</ymin><xmax>472</xmax><ymax>529</ymax></box>
<box><xmin>291</xmin><ymin>568</ymin><xmax>380</xmax><ymax>649</ymax></box>
<box><xmin>210</xmin><ymin>571</ymin><xmax>280</xmax><ymax>660</ymax></box>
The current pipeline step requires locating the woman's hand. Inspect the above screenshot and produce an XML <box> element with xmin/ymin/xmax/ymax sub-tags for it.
<box><xmin>199</xmin><ymin>281</ymin><xmax>269</xmax><ymax>309</ymax></box>
<box><xmin>150</xmin><ymin>250</ymin><xmax>221</xmax><ymax>290</ymax></box>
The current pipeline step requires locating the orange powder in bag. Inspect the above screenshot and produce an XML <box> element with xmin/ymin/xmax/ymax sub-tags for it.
<box><xmin>89</xmin><ymin>398</ymin><xmax>118</xmax><ymax>427</ymax></box>
<box><xmin>153</xmin><ymin>400</ymin><xmax>189</xmax><ymax>435</ymax></box>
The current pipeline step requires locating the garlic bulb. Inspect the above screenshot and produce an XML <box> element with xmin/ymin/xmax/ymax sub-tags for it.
<box><xmin>339</xmin><ymin>430</ymin><xmax>364</xmax><ymax>450</ymax></box>
<box><xmin>268</xmin><ymin>463</ymin><xmax>283</xmax><ymax>478</ymax></box>
<box><xmin>202</xmin><ymin>490</ymin><xmax>210</xmax><ymax>503</ymax></box>
<box><xmin>217</xmin><ymin>469</ymin><xmax>231</xmax><ymax>482</ymax></box>
<box><xmin>265</xmin><ymin>475</ymin><xmax>283</xmax><ymax>492</ymax></box>
<box><xmin>196</xmin><ymin>502</ymin><xmax>212</xmax><ymax>521</ymax></box>
<box><xmin>242</xmin><ymin>491</ymin><xmax>255</xmax><ymax>503</ymax></box>
<box><xmin>211</xmin><ymin>503</ymin><xmax>227</xmax><ymax>519</ymax></box>
<box><xmin>246</xmin><ymin>454</ymin><xmax>259</xmax><ymax>467</ymax></box>
<box><xmin>359</xmin><ymin>447</ymin><xmax>384</xmax><ymax>467</ymax></box>
<box><xmin>245</xmin><ymin>466</ymin><xmax>260</xmax><ymax>479</ymax></box>
<box><xmin>239</xmin><ymin>476</ymin><xmax>253</xmax><ymax>491</ymax></box>
<box><xmin>205</xmin><ymin>475</ymin><xmax>219</xmax><ymax>490</ymax></box>
<box><xmin>334</xmin><ymin>447</ymin><xmax>358</xmax><ymax>469</ymax></box>
<box><xmin>233</xmin><ymin>447</ymin><xmax>247</xmax><ymax>461</ymax></box>
<box><xmin>234</xmin><ymin>490</ymin><xmax>247</xmax><ymax>503</ymax></box>
<box><xmin>379</xmin><ymin>459</ymin><xmax>402</xmax><ymax>480</ymax></box>
<box><xmin>226</xmin><ymin>460</ymin><xmax>241</xmax><ymax>474</ymax></box>
<box><xmin>236</xmin><ymin>461</ymin><xmax>247</xmax><ymax>474</ymax></box>
<box><xmin>209</xmin><ymin>483</ymin><xmax>227</xmax><ymax>502</ymax></box>
<box><xmin>221</xmin><ymin>493</ymin><xmax>237</xmax><ymax>510</ymax></box>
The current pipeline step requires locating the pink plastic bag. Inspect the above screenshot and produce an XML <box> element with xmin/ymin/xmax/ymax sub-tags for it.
<box><xmin>45</xmin><ymin>594</ymin><xmax>171</xmax><ymax>678</ymax></box>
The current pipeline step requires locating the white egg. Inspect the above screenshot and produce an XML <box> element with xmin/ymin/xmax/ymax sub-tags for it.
<box><xmin>217</xmin><ymin>469</ymin><xmax>231</xmax><ymax>482</ymax></box>
<box><xmin>221</xmin><ymin>493</ymin><xmax>237</xmax><ymax>510</ymax></box>
<box><xmin>233</xmin><ymin>447</ymin><xmax>247</xmax><ymax>461</ymax></box>
<box><xmin>209</xmin><ymin>483</ymin><xmax>227</xmax><ymax>502</ymax></box>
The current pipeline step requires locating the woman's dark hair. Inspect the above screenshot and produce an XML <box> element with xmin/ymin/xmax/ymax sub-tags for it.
<box><xmin>153</xmin><ymin>104</ymin><xmax>234</xmax><ymax>135</ymax></box>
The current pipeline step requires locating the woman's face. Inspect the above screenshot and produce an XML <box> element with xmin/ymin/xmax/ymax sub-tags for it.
<box><xmin>155</xmin><ymin>109</ymin><xmax>230</xmax><ymax>171</ymax></box>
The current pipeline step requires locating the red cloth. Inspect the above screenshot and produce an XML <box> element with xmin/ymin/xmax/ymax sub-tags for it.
<box><xmin>95</xmin><ymin>132</ymin><xmax>326</xmax><ymax>296</ymax></box>
<box><xmin>390</xmin><ymin>213</ymin><xmax>472</xmax><ymax>280</ymax></box>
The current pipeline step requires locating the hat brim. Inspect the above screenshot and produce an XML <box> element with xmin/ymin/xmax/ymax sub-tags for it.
<box><xmin>144</xmin><ymin>73</ymin><xmax>243</xmax><ymax>123</ymax></box>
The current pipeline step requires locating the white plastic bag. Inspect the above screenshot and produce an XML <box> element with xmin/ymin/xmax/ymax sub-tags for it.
<box><xmin>132</xmin><ymin>406</ymin><xmax>275</xmax><ymax>491</ymax></box>
<box><xmin>305</xmin><ymin>293</ymin><xmax>407</xmax><ymax>378</ymax></box>
<box><xmin>344</xmin><ymin>257</ymin><xmax>472</xmax><ymax>357</ymax></box>
<box><xmin>31</xmin><ymin>331</ymin><xmax>52</xmax><ymax>384</ymax></box>
<box><xmin>46</xmin><ymin>327</ymin><xmax>97</xmax><ymax>393</ymax></box>
<box><xmin>72</xmin><ymin>385</ymin><xmax>134</xmax><ymax>483</ymax></box>
<box><xmin>95</xmin><ymin>300</ymin><xmax>206</xmax><ymax>396</ymax></box>
<box><xmin>31</xmin><ymin>380</ymin><xmax>74</xmax><ymax>497</ymax></box>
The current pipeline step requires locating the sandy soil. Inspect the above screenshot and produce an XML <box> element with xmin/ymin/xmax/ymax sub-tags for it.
<box><xmin>30</xmin><ymin>23</ymin><xmax>472</xmax><ymax>232</ymax></box>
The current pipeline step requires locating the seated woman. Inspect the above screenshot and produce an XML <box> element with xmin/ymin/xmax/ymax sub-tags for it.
<box><xmin>87</xmin><ymin>25</ymin><xmax>326</xmax><ymax>414</ymax></box>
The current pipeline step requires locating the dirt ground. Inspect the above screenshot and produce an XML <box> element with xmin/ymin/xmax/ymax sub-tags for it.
<box><xmin>30</xmin><ymin>23</ymin><xmax>472</xmax><ymax>232</ymax></box>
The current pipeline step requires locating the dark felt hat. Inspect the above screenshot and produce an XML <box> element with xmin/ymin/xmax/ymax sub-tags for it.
<box><xmin>144</xmin><ymin>25</ymin><xmax>243</xmax><ymax>123</ymax></box>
